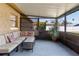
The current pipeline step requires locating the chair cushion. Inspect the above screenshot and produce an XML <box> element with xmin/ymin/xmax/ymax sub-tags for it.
<box><xmin>0</xmin><ymin>35</ymin><xmax>6</xmax><ymax>46</ymax></box>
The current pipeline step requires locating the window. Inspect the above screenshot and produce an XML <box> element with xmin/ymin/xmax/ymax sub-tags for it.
<box><xmin>58</xmin><ymin>17</ymin><xmax>65</xmax><ymax>32</ymax></box>
<box><xmin>46</xmin><ymin>19</ymin><xmax>55</xmax><ymax>31</ymax></box>
<box><xmin>10</xmin><ymin>15</ymin><xmax>16</xmax><ymax>27</ymax></box>
<box><xmin>28</xmin><ymin>16</ymin><xmax>55</xmax><ymax>31</ymax></box>
<box><xmin>66</xmin><ymin>11</ymin><xmax>79</xmax><ymax>33</ymax></box>
<box><xmin>39</xmin><ymin>18</ymin><xmax>55</xmax><ymax>31</ymax></box>
<box><xmin>30</xmin><ymin>18</ymin><xmax>38</xmax><ymax>30</ymax></box>
<box><xmin>10</xmin><ymin>14</ymin><xmax>18</xmax><ymax>30</ymax></box>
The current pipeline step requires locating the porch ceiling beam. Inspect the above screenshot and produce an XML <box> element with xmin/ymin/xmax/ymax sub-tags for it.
<box><xmin>7</xmin><ymin>3</ymin><xmax>25</xmax><ymax>16</ymax></box>
<box><xmin>26</xmin><ymin>15</ymin><xmax>56</xmax><ymax>19</ymax></box>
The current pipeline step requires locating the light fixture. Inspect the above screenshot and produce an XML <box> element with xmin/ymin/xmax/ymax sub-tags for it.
<box><xmin>10</xmin><ymin>27</ymin><xmax>19</xmax><ymax>30</ymax></box>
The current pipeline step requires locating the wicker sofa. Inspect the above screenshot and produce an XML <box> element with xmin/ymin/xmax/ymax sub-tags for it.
<box><xmin>0</xmin><ymin>31</ymin><xmax>26</xmax><ymax>56</ymax></box>
<box><xmin>0</xmin><ymin>31</ymin><xmax>35</xmax><ymax>56</ymax></box>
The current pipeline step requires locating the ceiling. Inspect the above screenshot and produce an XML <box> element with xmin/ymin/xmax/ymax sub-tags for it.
<box><xmin>15</xmin><ymin>3</ymin><xmax>79</xmax><ymax>18</ymax></box>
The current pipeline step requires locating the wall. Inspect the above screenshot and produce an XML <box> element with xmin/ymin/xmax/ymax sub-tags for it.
<box><xmin>0</xmin><ymin>3</ymin><xmax>20</xmax><ymax>34</ymax></box>
<box><xmin>20</xmin><ymin>17</ymin><xmax>33</xmax><ymax>31</ymax></box>
<box><xmin>59</xmin><ymin>31</ymin><xmax>79</xmax><ymax>53</ymax></box>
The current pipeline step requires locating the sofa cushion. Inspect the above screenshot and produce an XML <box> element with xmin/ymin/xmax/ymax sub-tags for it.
<box><xmin>0</xmin><ymin>43</ymin><xmax>19</xmax><ymax>53</ymax></box>
<box><xmin>12</xmin><ymin>31</ymin><xmax>20</xmax><ymax>39</ymax></box>
<box><xmin>0</xmin><ymin>35</ymin><xmax>6</xmax><ymax>46</ymax></box>
<box><xmin>12</xmin><ymin>37</ymin><xmax>26</xmax><ymax>45</ymax></box>
<box><xmin>24</xmin><ymin>36</ymin><xmax>35</xmax><ymax>42</ymax></box>
<box><xmin>27</xmin><ymin>31</ymin><xmax>33</xmax><ymax>36</ymax></box>
<box><xmin>0</xmin><ymin>37</ymin><xmax>26</xmax><ymax>54</ymax></box>
<box><xmin>21</xmin><ymin>31</ymin><xmax>35</xmax><ymax>36</ymax></box>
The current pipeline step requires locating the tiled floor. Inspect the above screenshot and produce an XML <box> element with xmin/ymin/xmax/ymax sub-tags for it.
<box><xmin>11</xmin><ymin>40</ymin><xmax>78</xmax><ymax>56</ymax></box>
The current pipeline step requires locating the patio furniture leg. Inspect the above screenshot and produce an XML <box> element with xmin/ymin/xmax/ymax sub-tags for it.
<box><xmin>20</xmin><ymin>43</ymin><xmax>23</xmax><ymax>52</ymax></box>
<box><xmin>7</xmin><ymin>53</ymin><xmax>10</xmax><ymax>56</ymax></box>
<box><xmin>16</xmin><ymin>46</ymin><xmax>19</xmax><ymax>52</ymax></box>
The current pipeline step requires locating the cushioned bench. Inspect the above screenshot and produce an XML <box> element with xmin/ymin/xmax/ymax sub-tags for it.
<box><xmin>0</xmin><ymin>31</ymin><xmax>26</xmax><ymax>56</ymax></box>
<box><xmin>0</xmin><ymin>31</ymin><xmax>35</xmax><ymax>56</ymax></box>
